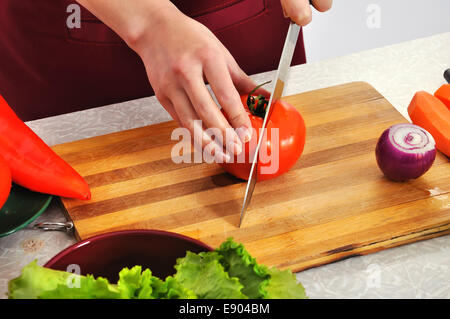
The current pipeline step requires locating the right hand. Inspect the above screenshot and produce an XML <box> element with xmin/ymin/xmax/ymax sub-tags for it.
<box><xmin>131</xmin><ymin>4</ymin><xmax>269</xmax><ymax>162</ymax></box>
<box><xmin>281</xmin><ymin>0</ymin><xmax>333</xmax><ymax>25</ymax></box>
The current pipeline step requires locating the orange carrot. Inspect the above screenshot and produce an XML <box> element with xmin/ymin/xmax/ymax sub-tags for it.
<box><xmin>407</xmin><ymin>91</ymin><xmax>450</xmax><ymax>157</ymax></box>
<box><xmin>434</xmin><ymin>84</ymin><xmax>450</xmax><ymax>110</ymax></box>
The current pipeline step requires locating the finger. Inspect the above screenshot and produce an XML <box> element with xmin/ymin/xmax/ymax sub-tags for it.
<box><xmin>281</xmin><ymin>0</ymin><xmax>312</xmax><ymax>26</ymax></box>
<box><xmin>181</xmin><ymin>73</ymin><xmax>244</xmax><ymax>155</ymax></box>
<box><xmin>225</xmin><ymin>53</ymin><xmax>271</xmax><ymax>98</ymax></box>
<box><xmin>157</xmin><ymin>95</ymin><xmax>181</xmax><ymax>124</ymax></box>
<box><xmin>204</xmin><ymin>60</ymin><xmax>253</xmax><ymax>144</ymax></box>
<box><xmin>169</xmin><ymin>88</ymin><xmax>231</xmax><ymax>163</ymax></box>
<box><xmin>311</xmin><ymin>0</ymin><xmax>332</xmax><ymax>12</ymax></box>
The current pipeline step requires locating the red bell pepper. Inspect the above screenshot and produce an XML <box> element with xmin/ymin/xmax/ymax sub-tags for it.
<box><xmin>0</xmin><ymin>95</ymin><xmax>91</xmax><ymax>200</ymax></box>
<box><xmin>0</xmin><ymin>154</ymin><xmax>11</xmax><ymax>208</ymax></box>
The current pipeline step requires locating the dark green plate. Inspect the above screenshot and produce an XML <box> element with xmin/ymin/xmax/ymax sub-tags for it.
<box><xmin>0</xmin><ymin>184</ymin><xmax>53</xmax><ymax>238</ymax></box>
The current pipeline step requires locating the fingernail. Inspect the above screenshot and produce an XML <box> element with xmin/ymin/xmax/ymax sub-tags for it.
<box><xmin>232</xmin><ymin>141</ymin><xmax>242</xmax><ymax>155</ymax></box>
<box><xmin>224</xmin><ymin>151</ymin><xmax>231</xmax><ymax>163</ymax></box>
<box><xmin>215</xmin><ymin>149</ymin><xmax>231</xmax><ymax>163</ymax></box>
<box><xmin>226</xmin><ymin>138</ymin><xmax>242</xmax><ymax>156</ymax></box>
<box><xmin>234</xmin><ymin>141</ymin><xmax>243</xmax><ymax>155</ymax></box>
<box><xmin>236</xmin><ymin>126</ymin><xmax>252</xmax><ymax>143</ymax></box>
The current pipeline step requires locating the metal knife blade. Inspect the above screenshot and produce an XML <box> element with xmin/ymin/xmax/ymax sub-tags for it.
<box><xmin>238</xmin><ymin>22</ymin><xmax>301</xmax><ymax>227</ymax></box>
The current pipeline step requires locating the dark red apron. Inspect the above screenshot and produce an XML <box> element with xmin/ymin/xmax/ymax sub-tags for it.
<box><xmin>0</xmin><ymin>0</ymin><xmax>306</xmax><ymax>121</ymax></box>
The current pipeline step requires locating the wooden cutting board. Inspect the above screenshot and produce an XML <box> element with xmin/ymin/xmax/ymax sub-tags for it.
<box><xmin>53</xmin><ymin>82</ymin><xmax>450</xmax><ymax>272</ymax></box>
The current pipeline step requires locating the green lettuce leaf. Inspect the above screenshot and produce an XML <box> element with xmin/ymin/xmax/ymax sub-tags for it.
<box><xmin>8</xmin><ymin>261</ymin><xmax>196</xmax><ymax>299</ymax></box>
<box><xmin>174</xmin><ymin>251</ymin><xmax>246</xmax><ymax>299</ymax></box>
<box><xmin>117</xmin><ymin>266</ymin><xmax>152</xmax><ymax>298</ymax></box>
<box><xmin>117</xmin><ymin>266</ymin><xmax>196</xmax><ymax>299</ymax></box>
<box><xmin>264</xmin><ymin>268</ymin><xmax>307</xmax><ymax>299</ymax></box>
<box><xmin>8</xmin><ymin>239</ymin><xmax>307</xmax><ymax>299</ymax></box>
<box><xmin>39</xmin><ymin>275</ymin><xmax>120</xmax><ymax>299</ymax></box>
<box><xmin>8</xmin><ymin>260</ymin><xmax>64</xmax><ymax>299</ymax></box>
<box><xmin>216</xmin><ymin>238</ymin><xmax>307</xmax><ymax>299</ymax></box>
<box><xmin>216</xmin><ymin>238</ymin><xmax>270</xmax><ymax>298</ymax></box>
<box><xmin>134</xmin><ymin>268</ymin><xmax>158</xmax><ymax>299</ymax></box>
<box><xmin>8</xmin><ymin>260</ymin><xmax>120</xmax><ymax>299</ymax></box>
<box><xmin>153</xmin><ymin>276</ymin><xmax>197</xmax><ymax>299</ymax></box>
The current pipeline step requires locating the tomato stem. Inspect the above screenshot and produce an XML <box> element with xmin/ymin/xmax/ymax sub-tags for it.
<box><xmin>246</xmin><ymin>81</ymin><xmax>271</xmax><ymax>119</ymax></box>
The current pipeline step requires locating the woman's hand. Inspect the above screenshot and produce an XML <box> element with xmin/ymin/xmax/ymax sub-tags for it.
<box><xmin>77</xmin><ymin>0</ymin><xmax>267</xmax><ymax>161</ymax></box>
<box><xmin>281</xmin><ymin>0</ymin><xmax>333</xmax><ymax>26</ymax></box>
<box><xmin>132</xmin><ymin>4</ymin><xmax>266</xmax><ymax>161</ymax></box>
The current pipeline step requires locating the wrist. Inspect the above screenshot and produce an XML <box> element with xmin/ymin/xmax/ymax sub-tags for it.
<box><xmin>124</xmin><ymin>1</ymin><xmax>180</xmax><ymax>54</ymax></box>
<box><xmin>76</xmin><ymin>0</ymin><xmax>180</xmax><ymax>55</ymax></box>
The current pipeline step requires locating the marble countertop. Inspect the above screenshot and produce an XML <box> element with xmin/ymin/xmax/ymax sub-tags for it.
<box><xmin>1</xmin><ymin>32</ymin><xmax>449</xmax><ymax>299</ymax></box>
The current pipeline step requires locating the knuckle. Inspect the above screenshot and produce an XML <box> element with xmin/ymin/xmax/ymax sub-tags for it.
<box><xmin>198</xmin><ymin>44</ymin><xmax>220</xmax><ymax>62</ymax></box>
<box><xmin>196</xmin><ymin>102</ymin><xmax>214</xmax><ymax>119</ymax></box>
<box><xmin>156</xmin><ymin>79</ymin><xmax>172</xmax><ymax>93</ymax></box>
<box><xmin>154</xmin><ymin>91</ymin><xmax>167</xmax><ymax>104</ymax></box>
<box><xmin>216</xmin><ymin>88</ymin><xmax>235</xmax><ymax>106</ymax></box>
<box><xmin>227</xmin><ymin>109</ymin><xmax>246</xmax><ymax>125</ymax></box>
<box><xmin>171</xmin><ymin>58</ymin><xmax>190</xmax><ymax>78</ymax></box>
<box><xmin>295</xmin><ymin>11</ymin><xmax>312</xmax><ymax>26</ymax></box>
<box><xmin>181</xmin><ymin>118</ymin><xmax>195</xmax><ymax>134</ymax></box>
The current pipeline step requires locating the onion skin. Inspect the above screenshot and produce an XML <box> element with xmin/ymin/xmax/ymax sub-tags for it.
<box><xmin>375</xmin><ymin>124</ymin><xmax>436</xmax><ymax>182</ymax></box>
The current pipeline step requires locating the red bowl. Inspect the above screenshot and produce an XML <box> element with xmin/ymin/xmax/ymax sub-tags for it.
<box><xmin>44</xmin><ymin>229</ymin><xmax>212</xmax><ymax>282</ymax></box>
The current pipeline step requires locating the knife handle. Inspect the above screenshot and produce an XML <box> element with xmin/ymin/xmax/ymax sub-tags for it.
<box><xmin>444</xmin><ymin>69</ymin><xmax>450</xmax><ymax>83</ymax></box>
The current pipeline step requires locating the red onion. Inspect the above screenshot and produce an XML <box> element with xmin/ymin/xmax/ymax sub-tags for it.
<box><xmin>375</xmin><ymin>123</ymin><xmax>436</xmax><ymax>182</ymax></box>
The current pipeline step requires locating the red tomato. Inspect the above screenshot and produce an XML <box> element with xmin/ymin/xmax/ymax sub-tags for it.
<box><xmin>0</xmin><ymin>155</ymin><xmax>11</xmax><ymax>209</ymax></box>
<box><xmin>220</xmin><ymin>94</ymin><xmax>306</xmax><ymax>181</ymax></box>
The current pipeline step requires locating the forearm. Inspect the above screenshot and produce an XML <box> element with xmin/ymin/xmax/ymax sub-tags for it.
<box><xmin>75</xmin><ymin>0</ymin><xmax>177</xmax><ymax>50</ymax></box>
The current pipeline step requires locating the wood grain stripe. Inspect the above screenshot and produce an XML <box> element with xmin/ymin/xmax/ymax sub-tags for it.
<box><xmin>84</xmin><ymin>158</ymin><xmax>199</xmax><ymax>189</ymax></box>
<box><xmin>59</xmin><ymin>130</ymin><xmax>179</xmax><ymax>166</ymax></box>
<box><xmin>284</xmin><ymin>82</ymin><xmax>384</xmax><ymax>114</ymax></box>
<box><xmin>298</xmin><ymin>98</ymin><xmax>392</xmax><ymax>127</ymax></box>
<box><xmin>51</xmin><ymin>121</ymin><xmax>177</xmax><ymax>155</ymax></box>
<box><xmin>69</xmin><ymin>172</ymin><xmax>242</xmax><ymax>220</ymax></box>
<box><xmin>72</xmin><ymin>164</ymin><xmax>224</xmax><ymax>209</ymax></box>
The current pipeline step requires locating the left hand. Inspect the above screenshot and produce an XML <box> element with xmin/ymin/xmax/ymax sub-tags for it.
<box><xmin>280</xmin><ymin>0</ymin><xmax>332</xmax><ymax>26</ymax></box>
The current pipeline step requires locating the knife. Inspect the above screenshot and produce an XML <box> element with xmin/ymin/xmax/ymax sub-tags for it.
<box><xmin>238</xmin><ymin>21</ymin><xmax>301</xmax><ymax>227</ymax></box>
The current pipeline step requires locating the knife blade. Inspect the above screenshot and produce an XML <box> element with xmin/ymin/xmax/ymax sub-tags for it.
<box><xmin>238</xmin><ymin>21</ymin><xmax>301</xmax><ymax>227</ymax></box>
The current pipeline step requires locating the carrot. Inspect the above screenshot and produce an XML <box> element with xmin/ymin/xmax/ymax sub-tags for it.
<box><xmin>407</xmin><ymin>91</ymin><xmax>450</xmax><ymax>157</ymax></box>
<box><xmin>434</xmin><ymin>84</ymin><xmax>450</xmax><ymax>110</ymax></box>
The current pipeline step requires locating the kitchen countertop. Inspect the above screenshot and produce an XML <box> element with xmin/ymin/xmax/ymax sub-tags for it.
<box><xmin>1</xmin><ymin>32</ymin><xmax>449</xmax><ymax>299</ymax></box>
